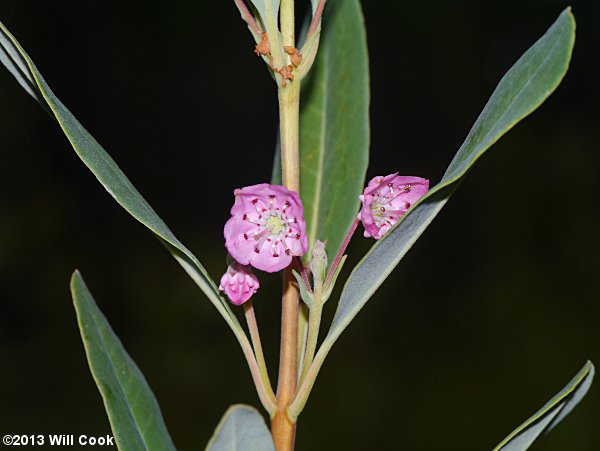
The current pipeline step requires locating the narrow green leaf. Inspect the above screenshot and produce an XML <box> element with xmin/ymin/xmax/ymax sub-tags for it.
<box><xmin>70</xmin><ymin>271</ymin><xmax>177</xmax><ymax>451</ymax></box>
<box><xmin>0</xmin><ymin>25</ymin><xmax>49</xmax><ymax>114</ymax></box>
<box><xmin>299</xmin><ymin>0</ymin><xmax>369</xmax><ymax>262</ymax></box>
<box><xmin>206</xmin><ymin>405</ymin><xmax>275</xmax><ymax>451</ymax></box>
<box><xmin>0</xmin><ymin>20</ymin><xmax>245</xmax><ymax>341</ymax></box>
<box><xmin>494</xmin><ymin>361</ymin><xmax>594</xmax><ymax>451</ymax></box>
<box><xmin>324</xmin><ymin>9</ymin><xmax>575</xmax><ymax>355</ymax></box>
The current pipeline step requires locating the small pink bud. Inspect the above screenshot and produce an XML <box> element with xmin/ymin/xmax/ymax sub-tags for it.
<box><xmin>224</xmin><ymin>183</ymin><xmax>309</xmax><ymax>273</ymax></box>
<box><xmin>358</xmin><ymin>174</ymin><xmax>429</xmax><ymax>240</ymax></box>
<box><xmin>219</xmin><ymin>262</ymin><xmax>260</xmax><ymax>305</ymax></box>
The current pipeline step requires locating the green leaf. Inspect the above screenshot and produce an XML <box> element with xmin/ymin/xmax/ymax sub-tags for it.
<box><xmin>70</xmin><ymin>271</ymin><xmax>177</xmax><ymax>451</ymax></box>
<box><xmin>0</xmin><ymin>25</ymin><xmax>49</xmax><ymax>114</ymax></box>
<box><xmin>323</xmin><ymin>9</ymin><xmax>575</xmax><ymax>358</ymax></box>
<box><xmin>299</xmin><ymin>0</ymin><xmax>369</xmax><ymax>262</ymax></box>
<box><xmin>206</xmin><ymin>405</ymin><xmax>275</xmax><ymax>451</ymax></box>
<box><xmin>494</xmin><ymin>361</ymin><xmax>594</xmax><ymax>451</ymax></box>
<box><xmin>0</xmin><ymin>20</ymin><xmax>245</xmax><ymax>341</ymax></box>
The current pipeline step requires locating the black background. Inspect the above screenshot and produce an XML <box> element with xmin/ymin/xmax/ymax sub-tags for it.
<box><xmin>1</xmin><ymin>0</ymin><xmax>599</xmax><ymax>449</ymax></box>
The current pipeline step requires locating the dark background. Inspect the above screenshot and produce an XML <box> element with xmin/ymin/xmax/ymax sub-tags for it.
<box><xmin>1</xmin><ymin>0</ymin><xmax>599</xmax><ymax>449</ymax></box>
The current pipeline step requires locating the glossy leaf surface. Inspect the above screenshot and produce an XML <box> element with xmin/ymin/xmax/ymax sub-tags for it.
<box><xmin>71</xmin><ymin>271</ymin><xmax>177</xmax><ymax>451</ymax></box>
<box><xmin>298</xmin><ymin>0</ymin><xmax>369</xmax><ymax>262</ymax></box>
<box><xmin>206</xmin><ymin>405</ymin><xmax>275</xmax><ymax>451</ymax></box>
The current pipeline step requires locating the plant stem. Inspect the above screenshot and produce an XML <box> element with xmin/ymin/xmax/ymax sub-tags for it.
<box><xmin>307</xmin><ymin>0</ymin><xmax>327</xmax><ymax>39</ymax></box>
<box><xmin>233</xmin><ymin>0</ymin><xmax>261</xmax><ymax>35</ymax></box>
<box><xmin>297</xmin><ymin>303</ymin><xmax>309</xmax><ymax>372</ymax></box>
<box><xmin>298</xmin><ymin>291</ymin><xmax>323</xmax><ymax>385</ymax></box>
<box><xmin>278</xmin><ymin>78</ymin><xmax>301</xmax><ymax>190</ymax></box>
<box><xmin>294</xmin><ymin>256</ymin><xmax>313</xmax><ymax>295</ymax></box>
<box><xmin>280</xmin><ymin>0</ymin><xmax>295</xmax><ymax>51</ymax></box>
<box><xmin>240</xmin><ymin>335</ymin><xmax>277</xmax><ymax>416</ymax></box>
<box><xmin>288</xmin><ymin>220</ymin><xmax>358</xmax><ymax>419</ymax></box>
<box><xmin>288</xmin><ymin>339</ymin><xmax>328</xmax><ymax>421</ymax></box>
<box><xmin>273</xmin><ymin>267</ymin><xmax>300</xmax><ymax>450</ymax></box>
<box><xmin>324</xmin><ymin>218</ymin><xmax>359</xmax><ymax>288</ymax></box>
<box><xmin>244</xmin><ymin>301</ymin><xmax>275</xmax><ymax>403</ymax></box>
<box><xmin>272</xmin><ymin>2</ymin><xmax>300</xmax><ymax>449</ymax></box>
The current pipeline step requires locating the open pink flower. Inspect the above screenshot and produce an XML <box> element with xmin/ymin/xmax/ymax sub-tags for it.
<box><xmin>358</xmin><ymin>174</ymin><xmax>429</xmax><ymax>240</ymax></box>
<box><xmin>224</xmin><ymin>183</ymin><xmax>308</xmax><ymax>273</ymax></box>
<box><xmin>219</xmin><ymin>262</ymin><xmax>260</xmax><ymax>305</ymax></box>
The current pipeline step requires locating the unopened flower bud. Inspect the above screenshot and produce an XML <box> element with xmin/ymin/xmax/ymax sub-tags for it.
<box><xmin>309</xmin><ymin>240</ymin><xmax>328</xmax><ymax>285</ymax></box>
<box><xmin>219</xmin><ymin>262</ymin><xmax>260</xmax><ymax>306</ymax></box>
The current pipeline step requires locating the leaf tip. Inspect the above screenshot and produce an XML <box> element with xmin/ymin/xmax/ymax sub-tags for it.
<box><xmin>70</xmin><ymin>269</ymin><xmax>83</xmax><ymax>287</ymax></box>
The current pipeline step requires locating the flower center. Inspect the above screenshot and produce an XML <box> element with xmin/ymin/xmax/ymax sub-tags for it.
<box><xmin>266</xmin><ymin>215</ymin><xmax>285</xmax><ymax>234</ymax></box>
<box><xmin>370</xmin><ymin>183</ymin><xmax>412</xmax><ymax>227</ymax></box>
<box><xmin>242</xmin><ymin>196</ymin><xmax>302</xmax><ymax>257</ymax></box>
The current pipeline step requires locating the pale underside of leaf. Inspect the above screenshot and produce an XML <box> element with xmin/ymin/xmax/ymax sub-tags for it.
<box><xmin>320</xmin><ymin>8</ymin><xmax>576</xmax><ymax>370</ymax></box>
<box><xmin>206</xmin><ymin>404</ymin><xmax>275</xmax><ymax>451</ymax></box>
<box><xmin>494</xmin><ymin>361</ymin><xmax>594</xmax><ymax>451</ymax></box>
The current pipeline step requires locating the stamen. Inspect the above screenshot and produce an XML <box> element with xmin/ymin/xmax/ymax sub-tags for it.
<box><xmin>253</xmin><ymin>228</ymin><xmax>269</xmax><ymax>241</ymax></box>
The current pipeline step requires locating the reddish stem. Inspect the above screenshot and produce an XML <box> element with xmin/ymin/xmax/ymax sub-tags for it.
<box><xmin>294</xmin><ymin>257</ymin><xmax>313</xmax><ymax>295</ymax></box>
<box><xmin>306</xmin><ymin>0</ymin><xmax>327</xmax><ymax>39</ymax></box>
<box><xmin>234</xmin><ymin>0</ymin><xmax>262</xmax><ymax>35</ymax></box>
<box><xmin>324</xmin><ymin>218</ymin><xmax>359</xmax><ymax>288</ymax></box>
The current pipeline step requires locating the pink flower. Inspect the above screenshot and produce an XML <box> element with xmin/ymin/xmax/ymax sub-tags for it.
<box><xmin>358</xmin><ymin>174</ymin><xmax>429</xmax><ymax>240</ymax></box>
<box><xmin>219</xmin><ymin>262</ymin><xmax>260</xmax><ymax>305</ymax></box>
<box><xmin>224</xmin><ymin>183</ymin><xmax>308</xmax><ymax>273</ymax></box>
